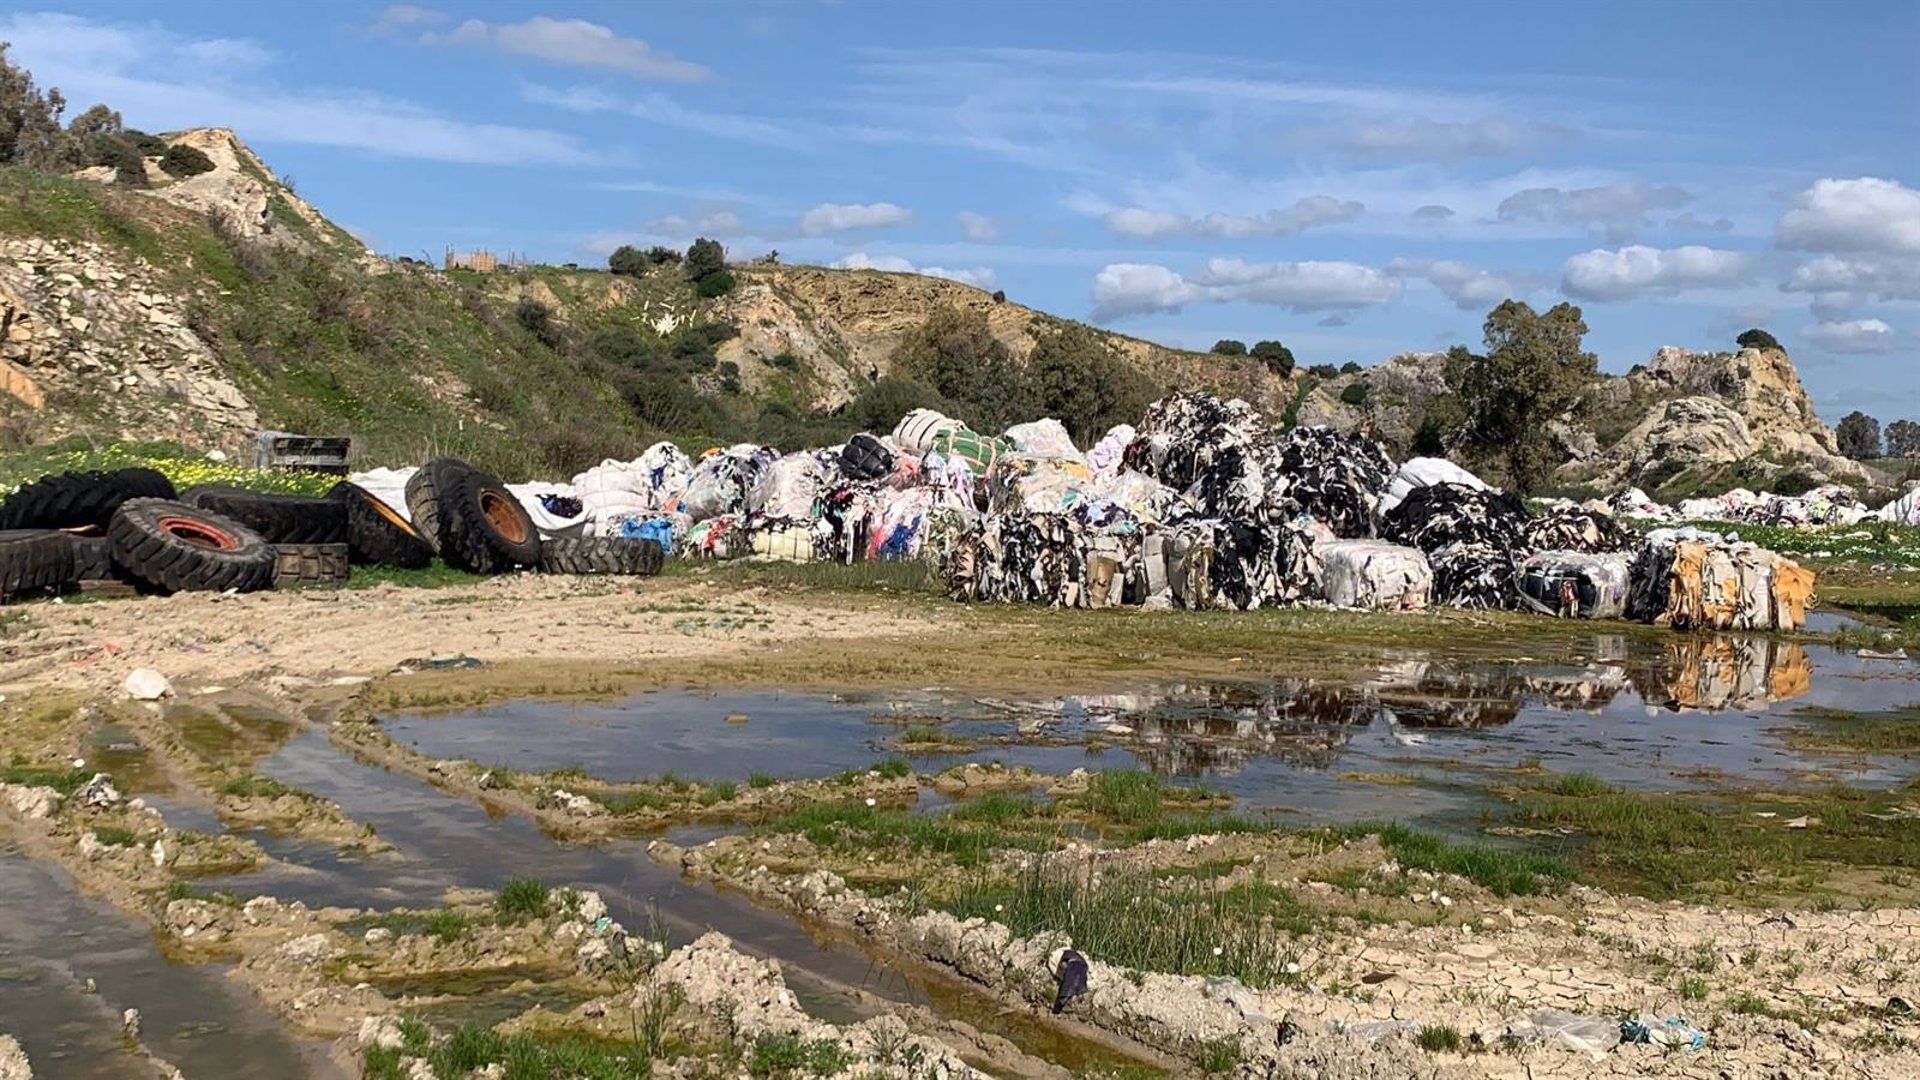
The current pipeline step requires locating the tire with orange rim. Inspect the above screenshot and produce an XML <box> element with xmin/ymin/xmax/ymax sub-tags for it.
<box><xmin>328</xmin><ymin>482</ymin><xmax>432</xmax><ymax>569</ymax></box>
<box><xmin>107</xmin><ymin>498</ymin><xmax>275</xmax><ymax>593</ymax></box>
<box><xmin>405</xmin><ymin>458</ymin><xmax>541</xmax><ymax>573</ymax></box>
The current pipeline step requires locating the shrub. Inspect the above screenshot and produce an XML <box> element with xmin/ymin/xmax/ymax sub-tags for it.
<box><xmin>607</xmin><ymin>244</ymin><xmax>648</xmax><ymax>277</ymax></box>
<box><xmin>1250</xmin><ymin>340</ymin><xmax>1294</xmax><ymax>376</ymax></box>
<box><xmin>495</xmin><ymin>877</ymin><xmax>549</xmax><ymax>919</ymax></box>
<box><xmin>991</xmin><ymin>289</ymin><xmax>1007</xmax><ymax>303</ymax></box>
<box><xmin>645</xmin><ymin>246</ymin><xmax>681</xmax><ymax>266</ymax></box>
<box><xmin>88</xmin><ymin>135</ymin><xmax>146</xmax><ymax>187</ymax></box>
<box><xmin>1339</xmin><ymin>360</ymin><xmax>1363</xmax><ymax>374</ymax></box>
<box><xmin>1307</xmin><ymin>363</ymin><xmax>1339</xmax><ymax>379</ymax></box>
<box><xmin>158</xmin><ymin>143</ymin><xmax>215</xmax><ymax>179</ymax></box>
<box><xmin>695</xmin><ymin>268</ymin><xmax>736</xmax><ymax>298</ymax></box>
<box><xmin>685</xmin><ymin>237</ymin><xmax>726</xmax><ymax>280</ymax></box>
<box><xmin>513</xmin><ymin>297</ymin><xmax>564</xmax><ymax>350</ymax></box>
<box><xmin>1211</xmin><ymin>339</ymin><xmax>1248</xmax><ymax>356</ymax></box>
<box><xmin>1736</xmin><ymin>327</ymin><xmax>1782</xmax><ymax>352</ymax></box>
<box><xmin>849</xmin><ymin>377</ymin><xmax>948</xmax><ymax>433</ymax></box>
<box><xmin>1339</xmin><ymin>381</ymin><xmax>1368</xmax><ymax>406</ymax></box>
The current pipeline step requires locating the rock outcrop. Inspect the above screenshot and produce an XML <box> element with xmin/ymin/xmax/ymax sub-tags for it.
<box><xmin>0</xmin><ymin>236</ymin><xmax>259</xmax><ymax>449</ymax></box>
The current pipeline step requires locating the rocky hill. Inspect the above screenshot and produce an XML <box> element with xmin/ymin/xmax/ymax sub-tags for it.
<box><xmin>0</xmin><ymin>128</ymin><xmax>1869</xmax><ymax>497</ymax></box>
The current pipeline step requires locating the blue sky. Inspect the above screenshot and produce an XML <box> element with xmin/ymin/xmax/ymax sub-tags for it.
<box><xmin>5</xmin><ymin>1</ymin><xmax>1916</xmax><ymax>419</ymax></box>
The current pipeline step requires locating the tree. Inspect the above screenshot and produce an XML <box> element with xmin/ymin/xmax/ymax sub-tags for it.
<box><xmin>1339</xmin><ymin>361</ymin><xmax>1363</xmax><ymax>375</ymax></box>
<box><xmin>1339</xmin><ymin>381</ymin><xmax>1369</xmax><ymax>406</ymax></box>
<box><xmin>1026</xmin><ymin>322</ymin><xmax>1156</xmax><ymax>443</ymax></box>
<box><xmin>1886</xmin><ymin>419</ymin><xmax>1920</xmax><ymax>459</ymax></box>
<box><xmin>1250</xmin><ymin>340</ymin><xmax>1294</xmax><ymax>376</ymax></box>
<box><xmin>695</xmin><ymin>268</ymin><xmax>736</xmax><ymax>298</ymax></box>
<box><xmin>1307</xmin><ymin>363</ymin><xmax>1339</xmax><ymax>379</ymax></box>
<box><xmin>1448</xmin><ymin>299</ymin><xmax>1598</xmax><ymax>495</ymax></box>
<box><xmin>849</xmin><ymin>377</ymin><xmax>949</xmax><ymax>432</ymax></box>
<box><xmin>685</xmin><ymin>237</ymin><xmax>726</xmax><ymax>281</ymax></box>
<box><xmin>607</xmin><ymin>245</ymin><xmax>647</xmax><ymax>277</ymax></box>
<box><xmin>891</xmin><ymin>307</ymin><xmax>1031</xmax><ymax>431</ymax></box>
<box><xmin>1211</xmin><ymin>339</ymin><xmax>1248</xmax><ymax>356</ymax></box>
<box><xmin>1737</xmin><ymin>328</ymin><xmax>1782</xmax><ymax>352</ymax></box>
<box><xmin>66</xmin><ymin>103</ymin><xmax>120</xmax><ymax>138</ymax></box>
<box><xmin>644</xmin><ymin>246</ymin><xmax>680</xmax><ymax>266</ymax></box>
<box><xmin>1836</xmin><ymin>410</ymin><xmax>1881</xmax><ymax>459</ymax></box>
<box><xmin>157</xmin><ymin>143</ymin><xmax>214</xmax><ymax>178</ymax></box>
<box><xmin>0</xmin><ymin>43</ymin><xmax>75</xmax><ymax>169</ymax></box>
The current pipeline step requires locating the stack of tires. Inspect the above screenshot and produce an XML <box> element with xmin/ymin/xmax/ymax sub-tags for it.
<box><xmin>0</xmin><ymin>468</ymin><xmax>283</xmax><ymax>597</ymax></box>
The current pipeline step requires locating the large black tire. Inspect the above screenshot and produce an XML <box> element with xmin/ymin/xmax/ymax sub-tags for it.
<box><xmin>182</xmin><ymin>486</ymin><xmax>347</xmax><ymax>545</ymax></box>
<box><xmin>538</xmin><ymin>536</ymin><xmax>664</xmax><ymax>576</ymax></box>
<box><xmin>108</xmin><ymin>499</ymin><xmax>275</xmax><ymax>594</ymax></box>
<box><xmin>328</xmin><ymin>482</ymin><xmax>432</xmax><ymax>569</ymax></box>
<box><xmin>0</xmin><ymin>530</ymin><xmax>76</xmax><ymax>600</ymax></box>
<box><xmin>0</xmin><ymin>468</ymin><xmax>176</xmax><ymax>531</ymax></box>
<box><xmin>271</xmin><ymin>543</ymin><xmax>351</xmax><ymax>588</ymax></box>
<box><xmin>66</xmin><ymin>532</ymin><xmax>113</xmax><ymax>581</ymax></box>
<box><xmin>408</xmin><ymin>458</ymin><xmax>540</xmax><ymax>574</ymax></box>
<box><xmin>403</xmin><ymin>464</ymin><xmax>449</xmax><ymax>556</ymax></box>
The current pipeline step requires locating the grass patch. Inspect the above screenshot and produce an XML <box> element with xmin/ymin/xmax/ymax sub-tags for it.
<box><xmin>592</xmin><ymin>788</ymin><xmax>671</xmax><ymax>815</ymax></box>
<box><xmin>220</xmin><ymin>773</ymin><xmax>293</xmax><ymax>799</ymax></box>
<box><xmin>0</xmin><ymin>764</ymin><xmax>91</xmax><ymax>794</ymax></box>
<box><xmin>164</xmin><ymin>882</ymin><xmax>240</xmax><ymax>907</ymax></box>
<box><xmin>495</xmin><ymin>878</ymin><xmax>549</xmax><ymax>921</ymax></box>
<box><xmin>747</xmin><ymin>1032</ymin><xmax>853</xmax><ymax>1078</ymax></box>
<box><xmin>945</xmin><ymin>862</ymin><xmax>1314</xmax><ymax>989</ymax></box>
<box><xmin>770</xmin><ymin>800</ymin><xmax>1053</xmax><ymax>870</ymax></box>
<box><xmin>341</xmin><ymin>561</ymin><xmax>492</xmax><ymax>591</ymax></box>
<box><xmin>1509</xmin><ymin>774</ymin><xmax>1920</xmax><ymax>901</ymax></box>
<box><xmin>748</xmin><ymin>771</ymin><xmax>778</xmax><ymax>789</ymax></box>
<box><xmin>1335</xmin><ymin>823</ymin><xmax>1573</xmax><ymax>897</ymax></box>
<box><xmin>364</xmin><ymin>1022</ymin><xmax>657</xmax><ymax>1080</ymax></box>
<box><xmin>1784</xmin><ymin>706</ymin><xmax>1920</xmax><ymax>754</ymax></box>
<box><xmin>1416</xmin><ymin>1025</ymin><xmax>1463</xmax><ymax>1053</ymax></box>
<box><xmin>91</xmin><ymin>825</ymin><xmax>139</xmax><ymax>847</ymax></box>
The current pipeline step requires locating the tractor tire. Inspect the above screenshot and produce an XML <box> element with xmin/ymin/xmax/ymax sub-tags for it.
<box><xmin>537</xmin><ymin>536</ymin><xmax>664</xmax><ymax>576</ymax></box>
<box><xmin>182</xmin><ymin>486</ymin><xmax>347</xmax><ymax>545</ymax></box>
<box><xmin>0</xmin><ymin>530</ymin><xmax>77</xmax><ymax>600</ymax></box>
<box><xmin>408</xmin><ymin>458</ymin><xmax>540</xmax><ymax>574</ymax></box>
<box><xmin>108</xmin><ymin>499</ymin><xmax>275</xmax><ymax>594</ymax></box>
<box><xmin>271</xmin><ymin>543</ymin><xmax>352</xmax><ymax>588</ymax></box>
<box><xmin>66</xmin><ymin>531</ymin><xmax>114</xmax><ymax>581</ymax></box>
<box><xmin>328</xmin><ymin>482</ymin><xmax>432</xmax><ymax>569</ymax></box>
<box><xmin>0</xmin><ymin>468</ymin><xmax>176</xmax><ymax>531</ymax></box>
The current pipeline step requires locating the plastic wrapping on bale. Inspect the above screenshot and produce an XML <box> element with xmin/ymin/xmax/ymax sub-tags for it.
<box><xmin>1320</xmin><ymin>540</ymin><xmax>1432</xmax><ymax>610</ymax></box>
<box><xmin>751</xmin><ymin>521</ymin><xmax>816</xmax><ymax>562</ymax></box>
<box><xmin>1379</xmin><ymin>457</ymin><xmax>1490</xmax><ymax>516</ymax></box>
<box><xmin>1428</xmin><ymin>541</ymin><xmax>1517</xmax><ymax>609</ymax></box>
<box><xmin>1002</xmin><ymin>418</ymin><xmax>1083</xmax><ymax>461</ymax></box>
<box><xmin>1382</xmin><ymin>482</ymin><xmax>1530</xmax><ymax>553</ymax></box>
<box><xmin>927</xmin><ymin>426</ymin><xmax>1010</xmax><ymax>475</ymax></box>
<box><xmin>1628</xmin><ymin>529</ymin><xmax>1813</xmax><ymax>631</ymax></box>
<box><xmin>838</xmin><ymin>433</ymin><xmax>895</xmax><ymax>482</ymax></box>
<box><xmin>1517</xmin><ymin>551</ymin><xmax>1631</xmax><ymax>619</ymax></box>
<box><xmin>1086</xmin><ymin>424</ymin><xmax>1136</xmax><ymax>474</ymax></box>
<box><xmin>1523</xmin><ymin>507</ymin><xmax>1637</xmax><ymax>554</ymax></box>
<box><xmin>988</xmin><ymin>455</ymin><xmax>1093</xmax><ymax>516</ymax></box>
<box><xmin>893</xmin><ymin>408</ymin><xmax>963</xmax><ymax>455</ymax></box>
<box><xmin>572</xmin><ymin>443</ymin><xmax>695</xmax><ymax>532</ymax></box>
<box><xmin>1269</xmin><ymin>426</ymin><xmax>1396</xmax><ymax>538</ymax></box>
<box><xmin>679</xmin><ymin>445</ymin><xmax>776</xmax><ymax>522</ymax></box>
<box><xmin>749</xmin><ymin>453</ymin><xmax>828</xmax><ymax>520</ymax></box>
<box><xmin>1076</xmin><ymin>470</ymin><xmax>1193</xmax><ymax>531</ymax></box>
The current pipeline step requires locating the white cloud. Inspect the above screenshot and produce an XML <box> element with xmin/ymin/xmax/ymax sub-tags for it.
<box><xmin>1101</xmin><ymin>195</ymin><xmax>1363</xmax><ymax>240</ymax></box>
<box><xmin>1560</xmin><ymin>244</ymin><xmax>1759</xmax><ymax>301</ymax></box>
<box><xmin>956</xmin><ymin>211</ymin><xmax>999</xmax><ymax>242</ymax></box>
<box><xmin>832</xmin><ymin>252</ymin><xmax>996</xmax><ymax>290</ymax></box>
<box><xmin>647</xmin><ymin>210</ymin><xmax>750</xmax><ymax>238</ymax></box>
<box><xmin>1784</xmin><ymin>254</ymin><xmax>1920</xmax><ymax>304</ymax></box>
<box><xmin>1090</xmin><ymin>259</ymin><xmax>1398</xmax><ymax>320</ymax></box>
<box><xmin>1804</xmin><ymin>318</ymin><xmax>1897</xmax><ymax>354</ymax></box>
<box><xmin>799</xmin><ymin>202</ymin><xmax>914</xmax><ymax>236</ymax></box>
<box><xmin>423</xmin><ymin>16</ymin><xmax>709</xmax><ymax>82</ymax></box>
<box><xmin>370</xmin><ymin>5</ymin><xmax>445</xmax><ymax>36</ymax></box>
<box><xmin>1498</xmin><ymin>182</ymin><xmax>1691</xmax><ymax>242</ymax></box>
<box><xmin>1388</xmin><ymin>258</ymin><xmax>1515</xmax><ymax>310</ymax></box>
<box><xmin>1778</xmin><ymin>178</ymin><xmax>1920</xmax><ymax>255</ymax></box>
<box><xmin>1667</xmin><ymin>213</ymin><xmax>1733</xmax><ymax>234</ymax></box>
<box><xmin>0</xmin><ymin>12</ymin><xmax>595</xmax><ymax>166</ymax></box>
<box><xmin>1412</xmin><ymin>204</ymin><xmax>1455</xmax><ymax>222</ymax></box>
<box><xmin>1296</xmin><ymin>117</ymin><xmax>1565</xmax><ymax>162</ymax></box>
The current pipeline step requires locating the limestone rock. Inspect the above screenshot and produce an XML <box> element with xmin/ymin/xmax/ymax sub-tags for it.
<box><xmin>0</xmin><ymin>1034</ymin><xmax>28</xmax><ymax>1080</ymax></box>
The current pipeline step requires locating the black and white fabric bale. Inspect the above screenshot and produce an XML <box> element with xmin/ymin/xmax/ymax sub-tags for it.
<box><xmin>1523</xmin><ymin>507</ymin><xmax>1637</xmax><ymax>554</ymax></box>
<box><xmin>1427</xmin><ymin>541</ymin><xmax>1518</xmax><ymax>609</ymax></box>
<box><xmin>1382</xmin><ymin>482</ymin><xmax>1530</xmax><ymax>553</ymax></box>
<box><xmin>1268</xmin><ymin>426</ymin><xmax>1396</xmax><ymax>539</ymax></box>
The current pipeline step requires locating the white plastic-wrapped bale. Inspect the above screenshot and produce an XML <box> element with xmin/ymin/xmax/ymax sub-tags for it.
<box><xmin>1516</xmin><ymin>551</ymin><xmax>1632</xmax><ymax>619</ymax></box>
<box><xmin>748</xmin><ymin>453</ymin><xmax>828</xmax><ymax>521</ymax></box>
<box><xmin>1320</xmin><ymin>540</ymin><xmax>1432</xmax><ymax>610</ymax></box>
<box><xmin>892</xmin><ymin>408</ymin><xmax>962</xmax><ymax>455</ymax></box>
<box><xmin>1377</xmin><ymin>457</ymin><xmax>1489</xmax><ymax>516</ymax></box>
<box><xmin>507</xmin><ymin>482</ymin><xmax>587</xmax><ymax>538</ymax></box>
<box><xmin>1002</xmin><ymin>417</ymin><xmax>1083</xmax><ymax>461</ymax></box>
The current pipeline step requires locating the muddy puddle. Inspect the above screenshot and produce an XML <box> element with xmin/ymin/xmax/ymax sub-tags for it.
<box><xmin>0</xmin><ymin>837</ymin><xmax>333</xmax><ymax>1079</ymax></box>
<box><xmin>195</xmin><ymin>730</ymin><xmax>1146</xmax><ymax>1073</ymax></box>
<box><xmin>385</xmin><ymin>633</ymin><xmax>1920</xmax><ymax>830</ymax></box>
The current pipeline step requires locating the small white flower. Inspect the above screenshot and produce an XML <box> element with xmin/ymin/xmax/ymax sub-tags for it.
<box><xmin>864</xmin><ymin>797</ymin><xmax>877</xmax><ymax>807</ymax></box>
<box><xmin>1285</xmin><ymin>961</ymin><xmax>1300</xmax><ymax>974</ymax></box>
<box><xmin>994</xmin><ymin>904</ymin><xmax>1004</xmax><ymax>913</ymax></box>
<box><xmin>1212</xmin><ymin>946</ymin><xmax>1224</xmax><ymax>957</ymax></box>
